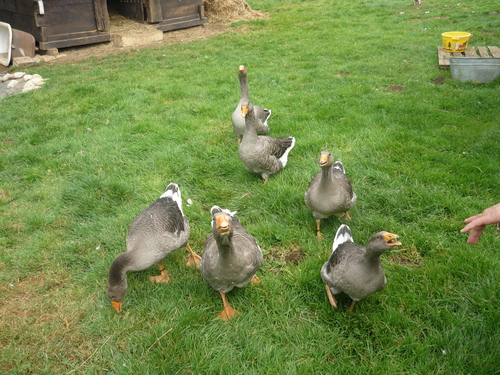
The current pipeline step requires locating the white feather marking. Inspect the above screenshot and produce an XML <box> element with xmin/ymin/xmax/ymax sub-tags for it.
<box><xmin>160</xmin><ymin>183</ymin><xmax>183</xmax><ymax>215</ymax></box>
<box><xmin>332</xmin><ymin>224</ymin><xmax>353</xmax><ymax>253</ymax></box>
<box><xmin>279</xmin><ymin>137</ymin><xmax>296</xmax><ymax>167</ymax></box>
<box><xmin>333</xmin><ymin>161</ymin><xmax>345</xmax><ymax>173</ymax></box>
<box><xmin>221</xmin><ymin>208</ymin><xmax>237</xmax><ymax>217</ymax></box>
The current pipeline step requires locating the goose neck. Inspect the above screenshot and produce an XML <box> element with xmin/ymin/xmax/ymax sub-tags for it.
<box><xmin>239</xmin><ymin>74</ymin><xmax>249</xmax><ymax>100</ymax></box>
<box><xmin>108</xmin><ymin>252</ymin><xmax>131</xmax><ymax>286</ymax></box>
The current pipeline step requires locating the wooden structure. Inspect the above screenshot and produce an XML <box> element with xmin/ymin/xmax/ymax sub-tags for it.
<box><xmin>438</xmin><ymin>46</ymin><xmax>500</xmax><ymax>68</ymax></box>
<box><xmin>0</xmin><ymin>0</ymin><xmax>206</xmax><ymax>51</ymax></box>
<box><xmin>0</xmin><ymin>0</ymin><xmax>111</xmax><ymax>50</ymax></box>
<box><xmin>115</xmin><ymin>0</ymin><xmax>207</xmax><ymax>32</ymax></box>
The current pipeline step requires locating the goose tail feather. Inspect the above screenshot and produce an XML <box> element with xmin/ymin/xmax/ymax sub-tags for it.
<box><xmin>332</xmin><ymin>224</ymin><xmax>353</xmax><ymax>253</ymax></box>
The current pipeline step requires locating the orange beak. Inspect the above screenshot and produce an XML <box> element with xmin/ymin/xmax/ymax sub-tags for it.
<box><xmin>239</xmin><ymin>65</ymin><xmax>245</xmax><ymax>73</ymax></box>
<box><xmin>241</xmin><ymin>105</ymin><xmax>249</xmax><ymax>118</ymax></box>
<box><xmin>383</xmin><ymin>232</ymin><xmax>401</xmax><ymax>247</ymax></box>
<box><xmin>111</xmin><ymin>301</ymin><xmax>123</xmax><ymax>313</ymax></box>
<box><xmin>216</xmin><ymin>215</ymin><xmax>230</xmax><ymax>234</ymax></box>
<box><xmin>319</xmin><ymin>154</ymin><xmax>329</xmax><ymax>167</ymax></box>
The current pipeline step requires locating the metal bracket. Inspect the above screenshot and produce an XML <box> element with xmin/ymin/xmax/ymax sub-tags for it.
<box><xmin>36</xmin><ymin>0</ymin><xmax>45</xmax><ymax>15</ymax></box>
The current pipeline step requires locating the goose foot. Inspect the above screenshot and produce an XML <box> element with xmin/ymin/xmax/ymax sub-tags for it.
<box><xmin>149</xmin><ymin>273</ymin><xmax>170</xmax><ymax>283</ymax></box>
<box><xmin>185</xmin><ymin>243</ymin><xmax>201</xmax><ymax>267</ymax></box>
<box><xmin>251</xmin><ymin>275</ymin><xmax>260</xmax><ymax>285</ymax></box>
<box><xmin>325</xmin><ymin>284</ymin><xmax>337</xmax><ymax>308</ymax></box>
<box><xmin>217</xmin><ymin>291</ymin><xmax>240</xmax><ymax>321</ymax></box>
<box><xmin>149</xmin><ymin>262</ymin><xmax>170</xmax><ymax>283</ymax></box>
<box><xmin>218</xmin><ymin>306</ymin><xmax>241</xmax><ymax>321</ymax></box>
<box><xmin>340</xmin><ymin>211</ymin><xmax>352</xmax><ymax>220</ymax></box>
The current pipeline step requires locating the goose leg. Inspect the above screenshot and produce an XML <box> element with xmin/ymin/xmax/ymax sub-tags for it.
<box><xmin>149</xmin><ymin>261</ymin><xmax>170</xmax><ymax>283</ymax></box>
<box><xmin>348</xmin><ymin>300</ymin><xmax>357</xmax><ymax>312</ymax></box>
<box><xmin>263</xmin><ymin>177</ymin><xmax>269</xmax><ymax>185</ymax></box>
<box><xmin>185</xmin><ymin>243</ymin><xmax>201</xmax><ymax>267</ymax></box>
<box><xmin>340</xmin><ymin>211</ymin><xmax>352</xmax><ymax>220</ymax></box>
<box><xmin>217</xmin><ymin>291</ymin><xmax>240</xmax><ymax>321</ymax></box>
<box><xmin>316</xmin><ymin>219</ymin><xmax>324</xmax><ymax>239</ymax></box>
<box><xmin>325</xmin><ymin>284</ymin><xmax>337</xmax><ymax>308</ymax></box>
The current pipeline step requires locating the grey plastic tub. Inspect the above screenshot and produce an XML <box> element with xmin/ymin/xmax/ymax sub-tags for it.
<box><xmin>450</xmin><ymin>57</ymin><xmax>500</xmax><ymax>83</ymax></box>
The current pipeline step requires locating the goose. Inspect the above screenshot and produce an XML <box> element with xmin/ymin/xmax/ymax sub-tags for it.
<box><xmin>231</xmin><ymin>65</ymin><xmax>271</xmax><ymax>143</ymax></box>
<box><xmin>107</xmin><ymin>183</ymin><xmax>201</xmax><ymax>313</ymax></box>
<box><xmin>238</xmin><ymin>101</ymin><xmax>295</xmax><ymax>184</ymax></box>
<box><xmin>321</xmin><ymin>224</ymin><xmax>401</xmax><ymax>312</ymax></box>
<box><xmin>200</xmin><ymin>206</ymin><xmax>263</xmax><ymax>321</ymax></box>
<box><xmin>304</xmin><ymin>151</ymin><xmax>357</xmax><ymax>238</ymax></box>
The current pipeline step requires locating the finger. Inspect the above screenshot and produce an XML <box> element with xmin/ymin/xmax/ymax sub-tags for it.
<box><xmin>464</xmin><ymin>213</ymin><xmax>483</xmax><ymax>223</ymax></box>
<box><xmin>466</xmin><ymin>226</ymin><xmax>485</xmax><ymax>244</ymax></box>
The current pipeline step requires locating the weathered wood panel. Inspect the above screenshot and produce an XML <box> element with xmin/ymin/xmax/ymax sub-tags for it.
<box><xmin>0</xmin><ymin>0</ymin><xmax>110</xmax><ymax>50</ymax></box>
<box><xmin>94</xmin><ymin>0</ymin><xmax>111</xmax><ymax>31</ymax></box>
<box><xmin>157</xmin><ymin>0</ymin><xmax>206</xmax><ymax>31</ymax></box>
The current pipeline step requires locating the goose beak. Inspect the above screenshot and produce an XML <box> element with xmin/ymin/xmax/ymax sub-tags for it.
<box><xmin>383</xmin><ymin>233</ymin><xmax>401</xmax><ymax>247</ymax></box>
<box><xmin>241</xmin><ymin>105</ymin><xmax>249</xmax><ymax>118</ymax></box>
<box><xmin>319</xmin><ymin>154</ymin><xmax>329</xmax><ymax>167</ymax></box>
<box><xmin>239</xmin><ymin>65</ymin><xmax>245</xmax><ymax>73</ymax></box>
<box><xmin>111</xmin><ymin>301</ymin><xmax>123</xmax><ymax>313</ymax></box>
<box><xmin>216</xmin><ymin>215</ymin><xmax>231</xmax><ymax>234</ymax></box>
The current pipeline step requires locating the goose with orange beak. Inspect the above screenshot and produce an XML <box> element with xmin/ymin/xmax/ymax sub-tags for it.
<box><xmin>231</xmin><ymin>65</ymin><xmax>271</xmax><ymax>143</ymax></box>
<box><xmin>321</xmin><ymin>224</ymin><xmax>401</xmax><ymax>312</ymax></box>
<box><xmin>107</xmin><ymin>183</ymin><xmax>200</xmax><ymax>313</ymax></box>
<box><xmin>238</xmin><ymin>100</ymin><xmax>295</xmax><ymax>184</ymax></box>
<box><xmin>305</xmin><ymin>151</ymin><xmax>357</xmax><ymax>238</ymax></box>
<box><xmin>200</xmin><ymin>206</ymin><xmax>263</xmax><ymax>321</ymax></box>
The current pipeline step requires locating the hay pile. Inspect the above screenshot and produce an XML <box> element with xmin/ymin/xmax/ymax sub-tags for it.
<box><xmin>204</xmin><ymin>0</ymin><xmax>267</xmax><ymax>24</ymax></box>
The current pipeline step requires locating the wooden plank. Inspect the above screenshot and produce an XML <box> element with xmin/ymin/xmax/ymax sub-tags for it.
<box><xmin>39</xmin><ymin>32</ymin><xmax>110</xmax><ymax>50</ymax></box>
<box><xmin>146</xmin><ymin>0</ymin><xmax>163</xmax><ymax>23</ymax></box>
<box><xmin>488</xmin><ymin>46</ymin><xmax>500</xmax><ymax>58</ymax></box>
<box><xmin>437</xmin><ymin>46</ymin><xmax>451</xmax><ymax>67</ymax></box>
<box><xmin>464</xmin><ymin>46</ymin><xmax>478</xmax><ymax>57</ymax></box>
<box><xmin>93</xmin><ymin>0</ymin><xmax>110</xmax><ymax>31</ymax></box>
<box><xmin>477</xmin><ymin>46</ymin><xmax>491</xmax><ymax>57</ymax></box>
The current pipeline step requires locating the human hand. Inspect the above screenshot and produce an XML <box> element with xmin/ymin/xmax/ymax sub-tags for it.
<box><xmin>460</xmin><ymin>203</ymin><xmax>500</xmax><ymax>244</ymax></box>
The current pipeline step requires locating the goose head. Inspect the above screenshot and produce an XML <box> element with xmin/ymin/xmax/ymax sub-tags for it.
<box><xmin>107</xmin><ymin>283</ymin><xmax>127</xmax><ymax>313</ymax></box>
<box><xmin>318</xmin><ymin>151</ymin><xmax>334</xmax><ymax>168</ymax></box>
<box><xmin>238</xmin><ymin>65</ymin><xmax>247</xmax><ymax>76</ymax></box>
<box><xmin>211</xmin><ymin>206</ymin><xmax>237</xmax><ymax>236</ymax></box>
<box><xmin>241</xmin><ymin>101</ymin><xmax>253</xmax><ymax>118</ymax></box>
<box><xmin>368</xmin><ymin>231</ymin><xmax>402</xmax><ymax>253</ymax></box>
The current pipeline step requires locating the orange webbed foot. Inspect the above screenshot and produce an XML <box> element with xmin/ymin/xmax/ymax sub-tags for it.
<box><xmin>217</xmin><ymin>306</ymin><xmax>241</xmax><ymax>321</ymax></box>
<box><xmin>325</xmin><ymin>284</ymin><xmax>338</xmax><ymax>309</ymax></box>
<box><xmin>149</xmin><ymin>273</ymin><xmax>170</xmax><ymax>283</ymax></box>
<box><xmin>185</xmin><ymin>243</ymin><xmax>201</xmax><ymax>267</ymax></box>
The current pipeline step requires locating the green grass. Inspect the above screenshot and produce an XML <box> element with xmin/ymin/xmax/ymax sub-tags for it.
<box><xmin>1</xmin><ymin>0</ymin><xmax>499</xmax><ymax>373</ymax></box>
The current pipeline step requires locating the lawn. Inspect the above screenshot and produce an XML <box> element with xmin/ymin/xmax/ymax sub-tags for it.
<box><xmin>0</xmin><ymin>0</ymin><xmax>499</xmax><ymax>373</ymax></box>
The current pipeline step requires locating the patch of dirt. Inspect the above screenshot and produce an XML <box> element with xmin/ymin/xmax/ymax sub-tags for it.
<box><xmin>47</xmin><ymin>0</ymin><xmax>267</xmax><ymax>65</ymax></box>
<box><xmin>265</xmin><ymin>243</ymin><xmax>306</xmax><ymax>273</ymax></box>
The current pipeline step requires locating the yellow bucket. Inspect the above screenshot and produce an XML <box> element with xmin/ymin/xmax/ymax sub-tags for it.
<box><xmin>442</xmin><ymin>31</ymin><xmax>472</xmax><ymax>52</ymax></box>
